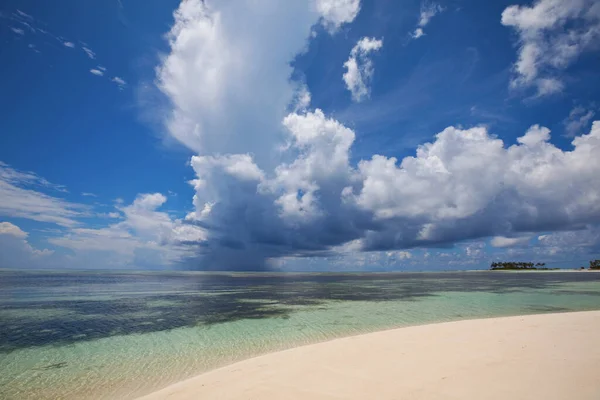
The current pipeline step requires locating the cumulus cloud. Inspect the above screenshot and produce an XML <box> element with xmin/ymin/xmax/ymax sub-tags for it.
<box><xmin>159</xmin><ymin>0</ymin><xmax>314</xmax><ymax>156</ymax></box>
<box><xmin>292</xmin><ymin>84</ymin><xmax>311</xmax><ymax>112</ymax></box>
<box><xmin>387</xmin><ymin>250</ymin><xmax>412</xmax><ymax>260</ymax></box>
<box><xmin>49</xmin><ymin>193</ymin><xmax>206</xmax><ymax>269</ymax></box>
<box><xmin>342</xmin><ymin>37</ymin><xmax>383</xmax><ymax>102</ymax></box>
<box><xmin>564</xmin><ymin>105</ymin><xmax>596</xmax><ymax>137</ymax></box>
<box><xmin>152</xmin><ymin>0</ymin><xmax>360</xmax><ymax>268</ymax></box>
<box><xmin>0</xmin><ymin>194</ymin><xmax>206</xmax><ymax>270</ymax></box>
<box><xmin>411</xmin><ymin>28</ymin><xmax>424</xmax><ymax>39</ymax></box>
<box><xmin>11</xmin><ymin>27</ymin><xmax>25</xmax><ymax>35</ymax></box>
<box><xmin>315</xmin><ymin>0</ymin><xmax>361</xmax><ymax>32</ymax></box>
<box><xmin>410</xmin><ymin>2</ymin><xmax>444</xmax><ymax>39</ymax></box>
<box><xmin>0</xmin><ymin>163</ymin><xmax>204</xmax><ymax>269</ymax></box>
<box><xmin>156</xmin><ymin>0</ymin><xmax>360</xmax><ymax>158</ymax></box>
<box><xmin>0</xmin><ymin>222</ymin><xmax>54</xmax><ymax>269</ymax></box>
<box><xmin>537</xmin><ymin>226</ymin><xmax>600</xmax><ymax>256</ymax></box>
<box><xmin>265</xmin><ymin>110</ymin><xmax>356</xmax><ymax>222</ymax></box>
<box><xmin>349</xmin><ymin>121</ymin><xmax>600</xmax><ymax>251</ymax></box>
<box><xmin>151</xmin><ymin>0</ymin><xmax>600</xmax><ymax>270</ymax></box>
<box><xmin>0</xmin><ymin>221</ymin><xmax>28</xmax><ymax>238</ymax></box>
<box><xmin>490</xmin><ymin>236</ymin><xmax>530</xmax><ymax>248</ymax></box>
<box><xmin>501</xmin><ymin>0</ymin><xmax>600</xmax><ymax>96</ymax></box>
<box><xmin>150</xmin><ymin>0</ymin><xmax>600</xmax><ymax>269</ymax></box>
<box><xmin>63</xmin><ymin>41</ymin><xmax>75</xmax><ymax>48</ymax></box>
<box><xmin>187</xmin><ymin>116</ymin><xmax>600</xmax><ymax>268</ymax></box>
<box><xmin>90</xmin><ymin>68</ymin><xmax>104</xmax><ymax>76</ymax></box>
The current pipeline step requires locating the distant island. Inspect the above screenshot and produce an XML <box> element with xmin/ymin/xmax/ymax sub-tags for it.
<box><xmin>491</xmin><ymin>260</ymin><xmax>600</xmax><ymax>270</ymax></box>
<box><xmin>490</xmin><ymin>262</ymin><xmax>556</xmax><ymax>270</ymax></box>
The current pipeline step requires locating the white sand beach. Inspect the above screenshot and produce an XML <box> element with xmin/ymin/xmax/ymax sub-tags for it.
<box><xmin>138</xmin><ymin>311</ymin><xmax>600</xmax><ymax>400</ymax></box>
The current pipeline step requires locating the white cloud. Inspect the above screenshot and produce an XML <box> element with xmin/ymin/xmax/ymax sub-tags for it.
<box><xmin>535</xmin><ymin>78</ymin><xmax>564</xmax><ymax>96</ymax></box>
<box><xmin>81</xmin><ymin>192</ymin><xmax>97</xmax><ymax>197</ymax></box>
<box><xmin>262</xmin><ymin>109</ymin><xmax>355</xmax><ymax>222</ymax></box>
<box><xmin>418</xmin><ymin>2</ymin><xmax>443</xmax><ymax>26</ymax></box>
<box><xmin>96</xmin><ymin>211</ymin><xmax>122</xmax><ymax>219</ymax></box>
<box><xmin>501</xmin><ymin>0</ymin><xmax>600</xmax><ymax>96</ymax></box>
<box><xmin>0</xmin><ymin>163</ymin><xmax>211</xmax><ymax>269</ymax></box>
<box><xmin>9</xmin><ymin>9</ymin><xmax>36</xmax><ymax>34</ymax></box>
<box><xmin>82</xmin><ymin>46</ymin><xmax>96</xmax><ymax>59</ymax></box>
<box><xmin>410</xmin><ymin>2</ymin><xmax>444</xmax><ymax>39</ymax></box>
<box><xmin>0</xmin><ymin>222</ymin><xmax>54</xmax><ymax>268</ymax></box>
<box><xmin>537</xmin><ymin>226</ymin><xmax>600</xmax><ymax>256</ymax></box>
<box><xmin>5</xmin><ymin>10</ymin><xmax>128</xmax><ymax>88</ymax></box>
<box><xmin>15</xmin><ymin>10</ymin><xmax>33</xmax><ymax>20</ymax></box>
<box><xmin>193</xmin><ymin>154</ymin><xmax>265</xmax><ymax>184</ymax></box>
<box><xmin>387</xmin><ymin>250</ymin><xmax>412</xmax><ymax>260</ymax></box>
<box><xmin>350</xmin><ymin>121</ymin><xmax>600</xmax><ymax>250</ymax></box>
<box><xmin>342</xmin><ymin>37</ymin><xmax>383</xmax><ymax>102</ymax></box>
<box><xmin>353</xmin><ymin>126</ymin><xmax>504</xmax><ymax>221</ymax></box>
<box><xmin>516</xmin><ymin>124</ymin><xmax>550</xmax><ymax>146</ymax></box>
<box><xmin>490</xmin><ymin>236</ymin><xmax>530</xmax><ymax>248</ymax></box>
<box><xmin>150</xmin><ymin>0</ymin><xmax>600</xmax><ymax>270</ymax></box>
<box><xmin>111</xmin><ymin>76</ymin><xmax>127</xmax><ymax>89</ymax></box>
<box><xmin>0</xmin><ymin>221</ymin><xmax>27</xmax><ymax>238</ymax></box>
<box><xmin>0</xmin><ymin>161</ymin><xmax>68</xmax><ymax>192</ymax></box>
<box><xmin>412</xmin><ymin>28</ymin><xmax>424</xmax><ymax>39</ymax></box>
<box><xmin>564</xmin><ymin>105</ymin><xmax>596</xmax><ymax>137</ymax></box>
<box><xmin>292</xmin><ymin>84</ymin><xmax>311</xmax><ymax>112</ymax></box>
<box><xmin>50</xmin><ymin>193</ymin><xmax>206</xmax><ymax>269</ymax></box>
<box><xmin>188</xmin><ymin>115</ymin><xmax>600</xmax><ymax>267</ymax></box>
<box><xmin>156</xmin><ymin>0</ymin><xmax>360</xmax><ymax>158</ymax></box>
<box><xmin>0</xmin><ymin>162</ymin><xmax>85</xmax><ymax>227</ymax></box>
<box><xmin>159</xmin><ymin>0</ymin><xmax>317</xmax><ymax>155</ymax></box>
<box><xmin>315</xmin><ymin>0</ymin><xmax>361</xmax><ymax>32</ymax></box>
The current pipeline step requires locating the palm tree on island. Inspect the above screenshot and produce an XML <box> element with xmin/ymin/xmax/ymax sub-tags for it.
<box><xmin>490</xmin><ymin>262</ymin><xmax>548</xmax><ymax>270</ymax></box>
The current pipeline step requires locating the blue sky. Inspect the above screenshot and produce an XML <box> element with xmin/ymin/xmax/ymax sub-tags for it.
<box><xmin>1</xmin><ymin>0</ymin><xmax>600</xmax><ymax>271</ymax></box>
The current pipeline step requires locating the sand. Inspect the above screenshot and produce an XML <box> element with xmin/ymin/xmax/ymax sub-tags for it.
<box><xmin>138</xmin><ymin>311</ymin><xmax>600</xmax><ymax>400</ymax></box>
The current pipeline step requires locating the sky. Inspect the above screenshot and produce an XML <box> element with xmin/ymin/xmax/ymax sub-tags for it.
<box><xmin>1</xmin><ymin>0</ymin><xmax>600</xmax><ymax>271</ymax></box>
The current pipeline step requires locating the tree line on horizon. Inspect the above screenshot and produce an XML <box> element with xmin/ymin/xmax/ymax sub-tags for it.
<box><xmin>490</xmin><ymin>262</ymin><xmax>547</xmax><ymax>270</ymax></box>
<box><xmin>490</xmin><ymin>260</ymin><xmax>600</xmax><ymax>270</ymax></box>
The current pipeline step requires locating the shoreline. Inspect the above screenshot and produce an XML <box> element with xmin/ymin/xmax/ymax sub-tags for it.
<box><xmin>2</xmin><ymin>268</ymin><xmax>599</xmax><ymax>275</ymax></box>
<box><xmin>137</xmin><ymin>311</ymin><xmax>600</xmax><ymax>400</ymax></box>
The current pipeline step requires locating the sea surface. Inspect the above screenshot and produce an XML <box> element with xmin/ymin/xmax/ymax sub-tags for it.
<box><xmin>1</xmin><ymin>270</ymin><xmax>600</xmax><ymax>399</ymax></box>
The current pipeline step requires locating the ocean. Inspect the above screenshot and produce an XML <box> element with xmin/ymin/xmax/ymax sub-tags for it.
<box><xmin>1</xmin><ymin>270</ymin><xmax>599</xmax><ymax>399</ymax></box>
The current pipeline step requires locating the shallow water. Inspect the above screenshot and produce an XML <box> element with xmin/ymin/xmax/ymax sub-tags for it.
<box><xmin>1</xmin><ymin>270</ymin><xmax>599</xmax><ymax>399</ymax></box>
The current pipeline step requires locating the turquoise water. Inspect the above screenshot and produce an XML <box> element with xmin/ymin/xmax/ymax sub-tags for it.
<box><xmin>1</xmin><ymin>271</ymin><xmax>599</xmax><ymax>399</ymax></box>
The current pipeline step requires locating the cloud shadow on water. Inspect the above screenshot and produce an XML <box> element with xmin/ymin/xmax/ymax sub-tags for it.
<box><xmin>1</xmin><ymin>271</ymin><xmax>599</xmax><ymax>352</ymax></box>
